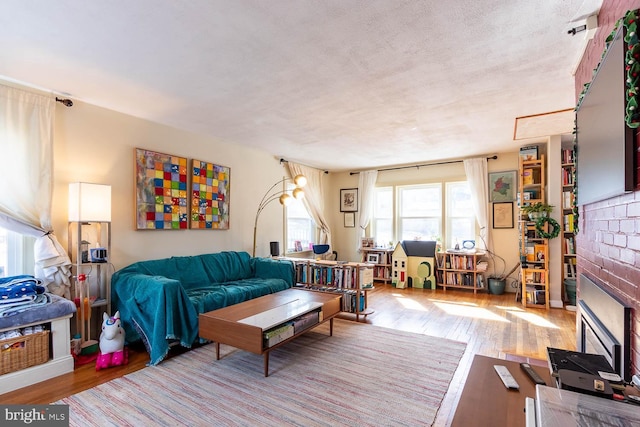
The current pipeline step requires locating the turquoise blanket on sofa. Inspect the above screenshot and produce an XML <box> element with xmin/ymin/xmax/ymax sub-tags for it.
<box><xmin>111</xmin><ymin>251</ymin><xmax>294</xmax><ymax>365</ymax></box>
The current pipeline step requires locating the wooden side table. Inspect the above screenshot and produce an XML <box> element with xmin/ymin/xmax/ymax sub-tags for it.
<box><xmin>451</xmin><ymin>354</ymin><xmax>551</xmax><ymax>427</ymax></box>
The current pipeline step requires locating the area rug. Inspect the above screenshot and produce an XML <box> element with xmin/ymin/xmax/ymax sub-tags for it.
<box><xmin>56</xmin><ymin>320</ymin><xmax>466</xmax><ymax>426</ymax></box>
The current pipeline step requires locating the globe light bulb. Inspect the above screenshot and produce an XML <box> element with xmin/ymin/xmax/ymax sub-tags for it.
<box><xmin>279</xmin><ymin>193</ymin><xmax>292</xmax><ymax>206</ymax></box>
<box><xmin>293</xmin><ymin>174</ymin><xmax>307</xmax><ymax>187</ymax></box>
<box><xmin>292</xmin><ymin>188</ymin><xmax>305</xmax><ymax>199</ymax></box>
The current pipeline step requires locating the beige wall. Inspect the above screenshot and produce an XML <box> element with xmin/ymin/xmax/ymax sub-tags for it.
<box><xmin>52</xmin><ymin>100</ymin><xmax>289</xmax><ymax>270</ymax></box>
<box><xmin>50</xmin><ymin>98</ymin><xmax>529</xmax><ymax>292</ymax></box>
<box><xmin>327</xmin><ymin>152</ymin><xmax>522</xmax><ymax>291</ymax></box>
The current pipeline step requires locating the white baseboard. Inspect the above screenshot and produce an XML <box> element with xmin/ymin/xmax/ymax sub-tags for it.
<box><xmin>0</xmin><ymin>355</ymin><xmax>74</xmax><ymax>395</ymax></box>
<box><xmin>550</xmin><ymin>299</ymin><xmax>564</xmax><ymax>309</ymax></box>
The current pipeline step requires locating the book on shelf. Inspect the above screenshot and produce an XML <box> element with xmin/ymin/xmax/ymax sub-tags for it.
<box><xmin>520</xmin><ymin>145</ymin><xmax>539</xmax><ymax>161</ymax></box>
<box><xmin>562</xmin><ymin>168</ymin><xmax>575</xmax><ymax>186</ymax></box>
<box><xmin>563</xmin><ymin>259</ymin><xmax>577</xmax><ymax>278</ymax></box>
<box><xmin>293</xmin><ymin>311</ymin><xmax>319</xmax><ymax>334</ymax></box>
<box><xmin>524</xmin><ymin>270</ymin><xmax>546</xmax><ymax>284</ymax></box>
<box><xmin>525</xmin><ymin>244</ymin><xmax>535</xmax><ymax>262</ymax></box>
<box><xmin>564</xmin><ymin>236</ymin><xmax>576</xmax><ymax>255</ymax></box>
<box><xmin>525</xmin><ymin>285</ymin><xmax>546</xmax><ymax>305</ymax></box>
<box><xmin>264</xmin><ymin>323</ymin><xmax>294</xmax><ymax>347</ymax></box>
<box><xmin>564</xmin><ymin>214</ymin><xmax>575</xmax><ymax>232</ymax></box>
<box><xmin>561</xmin><ymin>148</ymin><xmax>575</xmax><ymax>164</ymax></box>
<box><xmin>562</xmin><ymin>191</ymin><xmax>575</xmax><ymax>209</ymax></box>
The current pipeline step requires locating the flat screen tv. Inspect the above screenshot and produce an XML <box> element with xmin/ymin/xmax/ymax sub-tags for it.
<box><xmin>576</xmin><ymin>26</ymin><xmax>635</xmax><ymax>205</ymax></box>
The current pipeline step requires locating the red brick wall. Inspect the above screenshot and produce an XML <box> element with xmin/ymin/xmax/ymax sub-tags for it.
<box><xmin>575</xmin><ymin>1</ymin><xmax>640</xmax><ymax>378</ymax></box>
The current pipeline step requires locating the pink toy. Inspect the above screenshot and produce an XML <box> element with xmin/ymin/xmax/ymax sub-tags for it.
<box><xmin>96</xmin><ymin>311</ymin><xmax>128</xmax><ymax>370</ymax></box>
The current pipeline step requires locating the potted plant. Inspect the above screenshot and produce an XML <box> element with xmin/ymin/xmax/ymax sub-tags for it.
<box><xmin>521</xmin><ymin>202</ymin><xmax>554</xmax><ymax>220</ymax></box>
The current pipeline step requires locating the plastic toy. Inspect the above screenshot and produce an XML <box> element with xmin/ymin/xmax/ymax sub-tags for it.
<box><xmin>96</xmin><ymin>311</ymin><xmax>128</xmax><ymax>370</ymax></box>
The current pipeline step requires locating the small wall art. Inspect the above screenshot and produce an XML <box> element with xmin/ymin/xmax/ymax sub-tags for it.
<box><xmin>340</xmin><ymin>188</ymin><xmax>358</xmax><ymax>212</ymax></box>
<box><xmin>344</xmin><ymin>212</ymin><xmax>355</xmax><ymax>228</ymax></box>
<box><xmin>488</xmin><ymin>170</ymin><xmax>517</xmax><ymax>202</ymax></box>
<box><xmin>190</xmin><ymin>159</ymin><xmax>230</xmax><ymax>229</ymax></box>
<box><xmin>135</xmin><ymin>148</ymin><xmax>188</xmax><ymax>230</ymax></box>
<box><xmin>493</xmin><ymin>202</ymin><xmax>514</xmax><ymax>229</ymax></box>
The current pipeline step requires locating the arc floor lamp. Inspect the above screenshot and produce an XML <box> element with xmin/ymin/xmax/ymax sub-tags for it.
<box><xmin>252</xmin><ymin>174</ymin><xmax>306</xmax><ymax>257</ymax></box>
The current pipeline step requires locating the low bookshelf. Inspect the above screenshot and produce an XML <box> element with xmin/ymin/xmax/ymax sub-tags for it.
<box><xmin>435</xmin><ymin>251</ymin><xmax>486</xmax><ymax>294</ymax></box>
<box><xmin>287</xmin><ymin>258</ymin><xmax>375</xmax><ymax>322</ymax></box>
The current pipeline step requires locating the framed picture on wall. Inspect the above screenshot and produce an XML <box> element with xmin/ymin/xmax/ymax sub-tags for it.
<box><xmin>493</xmin><ymin>202</ymin><xmax>514</xmax><ymax>229</ymax></box>
<box><xmin>190</xmin><ymin>159</ymin><xmax>230</xmax><ymax>229</ymax></box>
<box><xmin>134</xmin><ymin>148</ymin><xmax>189</xmax><ymax>230</ymax></box>
<box><xmin>344</xmin><ymin>212</ymin><xmax>355</xmax><ymax>228</ymax></box>
<box><xmin>488</xmin><ymin>170</ymin><xmax>517</xmax><ymax>202</ymax></box>
<box><xmin>340</xmin><ymin>188</ymin><xmax>358</xmax><ymax>212</ymax></box>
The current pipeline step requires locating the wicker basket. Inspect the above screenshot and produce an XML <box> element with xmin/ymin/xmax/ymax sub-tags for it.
<box><xmin>0</xmin><ymin>330</ymin><xmax>50</xmax><ymax>375</ymax></box>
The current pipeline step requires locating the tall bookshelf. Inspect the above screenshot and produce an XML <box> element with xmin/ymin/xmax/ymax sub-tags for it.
<box><xmin>290</xmin><ymin>259</ymin><xmax>374</xmax><ymax>322</ymax></box>
<box><xmin>518</xmin><ymin>154</ymin><xmax>550</xmax><ymax>309</ymax></box>
<box><xmin>561</xmin><ymin>146</ymin><xmax>577</xmax><ymax>305</ymax></box>
<box><xmin>360</xmin><ymin>247</ymin><xmax>393</xmax><ymax>284</ymax></box>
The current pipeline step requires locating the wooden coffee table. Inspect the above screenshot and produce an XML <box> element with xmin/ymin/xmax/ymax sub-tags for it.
<box><xmin>199</xmin><ymin>288</ymin><xmax>341</xmax><ymax>376</ymax></box>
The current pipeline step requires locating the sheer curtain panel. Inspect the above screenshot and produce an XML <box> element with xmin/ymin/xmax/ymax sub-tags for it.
<box><xmin>0</xmin><ymin>84</ymin><xmax>71</xmax><ymax>296</ymax></box>
<box><xmin>463</xmin><ymin>157</ymin><xmax>490</xmax><ymax>252</ymax></box>
<box><xmin>355</xmin><ymin>170</ymin><xmax>378</xmax><ymax>251</ymax></box>
<box><xmin>286</xmin><ymin>162</ymin><xmax>331</xmax><ymax>248</ymax></box>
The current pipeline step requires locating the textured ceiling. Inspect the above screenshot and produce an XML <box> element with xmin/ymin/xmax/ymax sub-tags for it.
<box><xmin>0</xmin><ymin>1</ymin><xmax>601</xmax><ymax>171</ymax></box>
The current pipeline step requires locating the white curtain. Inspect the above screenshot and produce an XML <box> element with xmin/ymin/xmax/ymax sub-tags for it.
<box><xmin>463</xmin><ymin>157</ymin><xmax>490</xmax><ymax>252</ymax></box>
<box><xmin>0</xmin><ymin>84</ymin><xmax>72</xmax><ymax>297</ymax></box>
<box><xmin>355</xmin><ymin>170</ymin><xmax>378</xmax><ymax>251</ymax></box>
<box><xmin>286</xmin><ymin>162</ymin><xmax>331</xmax><ymax>248</ymax></box>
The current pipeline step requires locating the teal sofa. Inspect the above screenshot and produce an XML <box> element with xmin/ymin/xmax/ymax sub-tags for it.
<box><xmin>111</xmin><ymin>251</ymin><xmax>294</xmax><ymax>365</ymax></box>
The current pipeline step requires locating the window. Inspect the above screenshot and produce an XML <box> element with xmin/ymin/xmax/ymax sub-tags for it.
<box><xmin>286</xmin><ymin>199</ymin><xmax>316</xmax><ymax>253</ymax></box>
<box><xmin>0</xmin><ymin>226</ymin><xmax>35</xmax><ymax>278</ymax></box>
<box><xmin>372</xmin><ymin>187</ymin><xmax>393</xmax><ymax>245</ymax></box>
<box><xmin>371</xmin><ymin>181</ymin><xmax>477</xmax><ymax>249</ymax></box>
<box><xmin>398</xmin><ymin>184</ymin><xmax>442</xmax><ymax>241</ymax></box>
<box><xmin>446</xmin><ymin>181</ymin><xmax>476</xmax><ymax>248</ymax></box>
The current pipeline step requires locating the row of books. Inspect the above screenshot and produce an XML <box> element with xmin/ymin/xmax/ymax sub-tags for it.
<box><xmin>564</xmin><ymin>213</ymin><xmax>576</xmax><ymax>233</ymax></box>
<box><xmin>561</xmin><ymin>147</ymin><xmax>575</xmax><ymax>164</ymax></box>
<box><xmin>436</xmin><ymin>271</ymin><xmax>476</xmax><ymax>286</ymax></box>
<box><xmin>263</xmin><ymin>310</ymin><xmax>321</xmax><ymax>348</ymax></box>
<box><xmin>564</xmin><ymin>259</ymin><xmax>577</xmax><ymax>278</ymax></box>
<box><xmin>373</xmin><ymin>266</ymin><xmax>390</xmax><ymax>279</ymax></box>
<box><xmin>562</xmin><ymin>167</ymin><xmax>575</xmax><ymax>186</ymax></box>
<box><xmin>442</xmin><ymin>254</ymin><xmax>477</xmax><ymax>271</ymax></box>
<box><xmin>524</xmin><ymin>269</ymin><xmax>546</xmax><ymax>284</ymax></box>
<box><xmin>564</xmin><ymin>236</ymin><xmax>576</xmax><ymax>255</ymax></box>
<box><xmin>525</xmin><ymin>285</ymin><xmax>546</xmax><ymax>305</ymax></box>
<box><xmin>293</xmin><ymin>286</ymin><xmax>367</xmax><ymax>313</ymax></box>
<box><xmin>562</xmin><ymin>191</ymin><xmax>575</xmax><ymax>210</ymax></box>
<box><xmin>294</xmin><ymin>263</ymin><xmax>373</xmax><ymax>289</ymax></box>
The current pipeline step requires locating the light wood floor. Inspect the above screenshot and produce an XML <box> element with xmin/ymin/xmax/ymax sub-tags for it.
<box><xmin>1</xmin><ymin>284</ymin><xmax>576</xmax><ymax>425</ymax></box>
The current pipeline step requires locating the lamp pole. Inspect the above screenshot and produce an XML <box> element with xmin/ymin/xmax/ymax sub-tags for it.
<box><xmin>252</xmin><ymin>175</ymin><xmax>306</xmax><ymax>257</ymax></box>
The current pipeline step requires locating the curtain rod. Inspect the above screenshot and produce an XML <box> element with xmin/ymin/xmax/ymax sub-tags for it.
<box><xmin>349</xmin><ymin>155</ymin><xmax>498</xmax><ymax>175</ymax></box>
<box><xmin>279</xmin><ymin>158</ymin><xmax>329</xmax><ymax>174</ymax></box>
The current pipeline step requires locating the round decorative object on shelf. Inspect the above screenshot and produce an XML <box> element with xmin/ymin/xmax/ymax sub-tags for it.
<box><xmin>535</xmin><ymin>216</ymin><xmax>561</xmax><ymax>239</ymax></box>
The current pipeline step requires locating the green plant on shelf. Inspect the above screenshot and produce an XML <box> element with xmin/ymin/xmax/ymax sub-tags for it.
<box><xmin>521</xmin><ymin>202</ymin><xmax>554</xmax><ymax>219</ymax></box>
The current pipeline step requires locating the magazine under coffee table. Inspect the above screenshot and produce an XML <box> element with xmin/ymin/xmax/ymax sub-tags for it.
<box><xmin>199</xmin><ymin>288</ymin><xmax>342</xmax><ymax>376</ymax></box>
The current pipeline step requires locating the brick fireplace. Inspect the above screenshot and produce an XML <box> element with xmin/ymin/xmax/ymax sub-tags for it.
<box><xmin>574</xmin><ymin>0</ymin><xmax>640</xmax><ymax>381</ymax></box>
